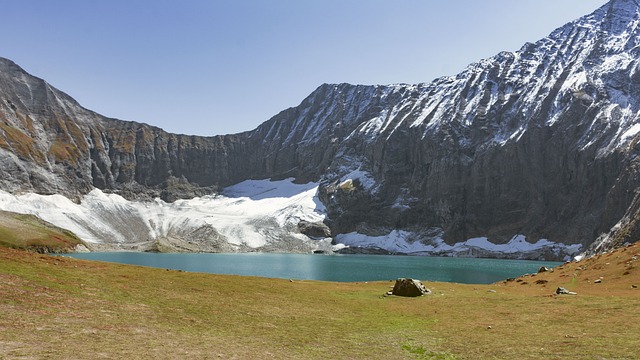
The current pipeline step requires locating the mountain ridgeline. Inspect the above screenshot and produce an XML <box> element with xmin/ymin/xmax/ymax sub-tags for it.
<box><xmin>2</xmin><ymin>0</ymin><xmax>640</xmax><ymax>256</ymax></box>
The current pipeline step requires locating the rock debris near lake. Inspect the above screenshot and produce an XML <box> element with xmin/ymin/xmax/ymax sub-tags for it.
<box><xmin>297</xmin><ymin>220</ymin><xmax>331</xmax><ymax>239</ymax></box>
<box><xmin>538</xmin><ymin>266</ymin><xmax>551</xmax><ymax>273</ymax></box>
<box><xmin>389</xmin><ymin>278</ymin><xmax>432</xmax><ymax>297</ymax></box>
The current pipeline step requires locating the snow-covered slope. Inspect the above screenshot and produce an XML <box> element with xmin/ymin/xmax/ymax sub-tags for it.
<box><xmin>0</xmin><ymin>179</ymin><xmax>331</xmax><ymax>253</ymax></box>
<box><xmin>308</xmin><ymin>0</ymin><xmax>640</xmax><ymax>256</ymax></box>
<box><xmin>0</xmin><ymin>178</ymin><xmax>580</xmax><ymax>260</ymax></box>
<box><xmin>336</xmin><ymin>232</ymin><xmax>581</xmax><ymax>261</ymax></box>
<box><xmin>255</xmin><ymin>0</ymin><xmax>640</xmax><ymax>151</ymax></box>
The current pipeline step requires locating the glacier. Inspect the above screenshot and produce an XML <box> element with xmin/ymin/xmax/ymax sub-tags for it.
<box><xmin>0</xmin><ymin>177</ymin><xmax>581</xmax><ymax>260</ymax></box>
<box><xmin>0</xmin><ymin>179</ymin><xmax>332</xmax><ymax>253</ymax></box>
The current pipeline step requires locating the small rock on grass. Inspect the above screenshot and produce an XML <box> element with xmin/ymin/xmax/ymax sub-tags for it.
<box><xmin>538</xmin><ymin>266</ymin><xmax>551</xmax><ymax>273</ymax></box>
<box><xmin>556</xmin><ymin>287</ymin><xmax>577</xmax><ymax>295</ymax></box>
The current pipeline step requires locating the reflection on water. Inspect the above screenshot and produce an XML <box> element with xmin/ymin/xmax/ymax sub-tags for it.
<box><xmin>64</xmin><ymin>252</ymin><xmax>561</xmax><ymax>284</ymax></box>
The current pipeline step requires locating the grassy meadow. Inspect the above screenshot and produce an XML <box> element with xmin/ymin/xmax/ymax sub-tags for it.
<box><xmin>0</xmin><ymin>215</ymin><xmax>639</xmax><ymax>359</ymax></box>
<box><xmin>0</xmin><ymin>210</ymin><xmax>83</xmax><ymax>253</ymax></box>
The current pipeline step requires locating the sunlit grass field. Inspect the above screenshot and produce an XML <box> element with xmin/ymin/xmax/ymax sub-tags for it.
<box><xmin>1</xmin><ymin>242</ymin><xmax>639</xmax><ymax>359</ymax></box>
<box><xmin>0</xmin><ymin>210</ymin><xmax>83</xmax><ymax>253</ymax></box>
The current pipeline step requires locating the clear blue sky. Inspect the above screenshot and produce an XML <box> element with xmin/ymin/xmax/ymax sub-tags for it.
<box><xmin>0</xmin><ymin>0</ymin><xmax>607</xmax><ymax>136</ymax></box>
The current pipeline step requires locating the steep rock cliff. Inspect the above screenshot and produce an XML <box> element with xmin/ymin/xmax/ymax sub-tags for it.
<box><xmin>313</xmin><ymin>0</ymin><xmax>640</xmax><ymax>253</ymax></box>
<box><xmin>0</xmin><ymin>58</ymin><xmax>252</xmax><ymax>200</ymax></box>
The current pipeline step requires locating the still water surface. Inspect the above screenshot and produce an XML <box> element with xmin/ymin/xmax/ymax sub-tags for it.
<box><xmin>65</xmin><ymin>252</ymin><xmax>561</xmax><ymax>284</ymax></box>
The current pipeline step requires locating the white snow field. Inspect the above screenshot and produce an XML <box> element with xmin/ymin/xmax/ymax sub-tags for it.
<box><xmin>0</xmin><ymin>178</ymin><xmax>330</xmax><ymax>252</ymax></box>
<box><xmin>0</xmin><ymin>178</ymin><xmax>580</xmax><ymax>259</ymax></box>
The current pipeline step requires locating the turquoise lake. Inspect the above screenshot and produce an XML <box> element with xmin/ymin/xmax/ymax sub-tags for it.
<box><xmin>64</xmin><ymin>252</ymin><xmax>561</xmax><ymax>284</ymax></box>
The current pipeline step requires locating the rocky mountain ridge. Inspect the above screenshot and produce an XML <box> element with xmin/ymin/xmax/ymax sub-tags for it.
<box><xmin>1</xmin><ymin>0</ymin><xmax>640</xmax><ymax>258</ymax></box>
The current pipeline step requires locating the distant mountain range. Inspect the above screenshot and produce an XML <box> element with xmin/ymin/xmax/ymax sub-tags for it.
<box><xmin>1</xmin><ymin>0</ymin><xmax>640</xmax><ymax>259</ymax></box>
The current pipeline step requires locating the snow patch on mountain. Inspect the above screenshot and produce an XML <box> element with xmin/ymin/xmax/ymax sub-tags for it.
<box><xmin>621</xmin><ymin>123</ymin><xmax>640</xmax><ymax>141</ymax></box>
<box><xmin>335</xmin><ymin>232</ymin><xmax>582</xmax><ymax>261</ymax></box>
<box><xmin>0</xmin><ymin>179</ymin><xmax>327</xmax><ymax>251</ymax></box>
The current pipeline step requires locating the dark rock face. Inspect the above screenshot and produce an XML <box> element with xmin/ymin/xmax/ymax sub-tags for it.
<box><xmin>318</xmin><ymin>1</ymin><xmax>640</xmax><ymax>253</ymax></box>
<box><xmin>1</xmin><ymin>0</ymin><xmax>640</xmax><ymax>256</ymax></box>
<box><xmin>0</xmin><ymin>59</ymin><xmax>265</xmax><ymax>200</ymax></box>
<box><xmin>297</xmin><ymin>220</ymin><xmax>331</xmax><ymax>238</ymax></box>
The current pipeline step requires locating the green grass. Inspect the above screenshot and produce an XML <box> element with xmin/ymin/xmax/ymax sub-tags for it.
<box><xmin>1</xmin><ymin>245</ymin><xmax>639</xmax><ymax>359</ymax></box>
<box><xmin>0</xmin><ymin>249</ymin><xmax>440</xmax><ymax>359</ymax></box>
<box><xmin>0</xmin><ymin>210</ymin><xmax>84</xmax><ymax>253</ymax></box>
<box><xmin>402</xmin><ymin>344</ymin><xmax>458</xmax><ymax>359</ymax></box>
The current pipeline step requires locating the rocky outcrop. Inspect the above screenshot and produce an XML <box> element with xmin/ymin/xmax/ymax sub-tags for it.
<box><xmin>1</xmin><ymin>0</ymin><xmax>640</xmax><ymax>257</ymax></box>
<box><xmin>297</xmin><ymin>220</ymin><xmax>331</xmax><ymax>238</ymax></box>
<box><xmin>390</xmin><ymin>278</ymin><xmax>431</xmax><ymax>297</ymax></box>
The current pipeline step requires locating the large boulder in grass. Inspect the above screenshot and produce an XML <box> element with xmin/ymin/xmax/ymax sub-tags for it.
<box><xmin>391</xmin><ymin>278</ymin><xmax>431</xmax><ymax>297</ymax></box>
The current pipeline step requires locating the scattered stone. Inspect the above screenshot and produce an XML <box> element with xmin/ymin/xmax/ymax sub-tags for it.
<box><xmin>556</xmin><ymin>287</ymin><xmax>577</xmax><ymax>295</ymax></box>
<box><xmin>535</xmin><ymin>279</ymin><xmax>549</xmax><ymax>285</ymax></box>
<box><xmin>632</xmin><ymin>285</ymin><xmax>638</xmax><ymax>289</ymax></box>
<box><xmin>538</xmin><ymin>266</ymin><xmax>551</xmax><ymax>273</ymax></box>
<box><xmin>487</xmin><ymin>289</ymin><xmax>497</xmax><ymax>293</ymax></box>
<box><xmin>297</xmin><ymin>220</ymin><xmax>331</xmax><ymax>238</ymax></box>
<box><xmin>506</xmin><ymin>278</ymin><xmax>515</xmax><ymax>282</ymax></box>
<box><xmin>391</xmin><ymin>278</ymin><xmax>432</xmax><ymax>297</ymax></box>
<box><xmin>487</xmin><ymin>326</ymin><xmax>492</xmax><ymax>330</ymax></box>
<box><xmin>594</xmin><ymin>278</ymin><xmax>603</xmax><ymax>284</ymax></box>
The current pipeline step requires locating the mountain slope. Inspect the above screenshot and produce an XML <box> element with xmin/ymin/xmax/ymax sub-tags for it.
<box><xmin>1</xmin><ymin>0</ymin><xmax>640</xmax><ymax>258</ymax></box>
<box><xmin>313</xmin><ymin>0</ymin><xmax>640</xmax><ymax>254</ymax></box>
<box><xmin>0</xmin><ymin>58</ymin><xmax>252</xmax><ymax>200</ymax></box>
<box><xmin>0</xmin><ymin>210</ymin><xmax>86</xmax><ymax>253</ymax></box>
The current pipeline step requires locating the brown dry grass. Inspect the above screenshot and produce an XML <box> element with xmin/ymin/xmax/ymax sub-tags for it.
<box><xmin>498</xmin><ymin>242</ymin><xmax>640</xmax><ymax>297</ymax></box>
<box><xmin>0</xmin><ymin>122</ymin><xmax>45</xmax><ymax>165</ymax></box>
<box><xmin>0</xmin><ymin>243</ymin><xmax>638</xmax><ymax>359</ymax></box>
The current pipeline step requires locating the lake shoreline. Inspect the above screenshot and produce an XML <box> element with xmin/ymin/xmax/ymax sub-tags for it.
<box><xmin>63</xmin><ymin>251</ymin><xmax>562</xmax><ymax>284</ymax></box>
